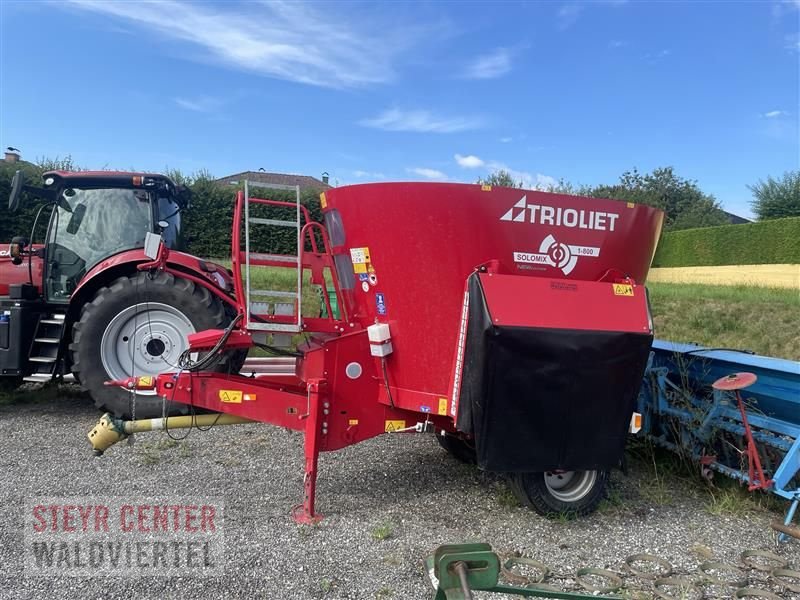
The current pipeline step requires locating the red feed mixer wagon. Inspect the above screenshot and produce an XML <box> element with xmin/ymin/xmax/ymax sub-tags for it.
<box><xmin>89</xmin><ymin>181</ymin><xmax>664</xmax><ymax>522</ymax></box>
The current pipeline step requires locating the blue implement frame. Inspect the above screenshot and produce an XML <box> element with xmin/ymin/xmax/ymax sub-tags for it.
<box><xmin>637</xmin><ymin>340</ymin><xmax>800</xmax><ymax>542</ymax></box>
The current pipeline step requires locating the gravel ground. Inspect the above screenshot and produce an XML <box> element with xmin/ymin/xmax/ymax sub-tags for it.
<box><xmin>0</xmin><ymin>391</ymin><xmax>797</xmax><ymax>600</ymax></box>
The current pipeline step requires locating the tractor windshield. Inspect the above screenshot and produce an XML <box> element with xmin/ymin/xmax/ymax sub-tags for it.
<box><xmin>46</xmin><ymin>187</ymin><xmax>152</xmax><ymax>300</ymax></box>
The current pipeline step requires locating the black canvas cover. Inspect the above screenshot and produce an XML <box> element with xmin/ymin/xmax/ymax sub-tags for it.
<box><xmin>456</xmin><ymin>273</ymin><xmax>653</xmax><ymax>472</ymax></box>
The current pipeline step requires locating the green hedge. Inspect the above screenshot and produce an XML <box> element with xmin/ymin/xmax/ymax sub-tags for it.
<box><xmin>652</xmin><ymin>217</ymin><xmax>800</xmax><ymax>267</ymax></box>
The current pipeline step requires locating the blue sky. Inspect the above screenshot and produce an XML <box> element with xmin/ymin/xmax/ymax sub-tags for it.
<box><xmin>1</xmin><ymin>1</ymin><xmax>798</xmax><ymax>217</ymax></box>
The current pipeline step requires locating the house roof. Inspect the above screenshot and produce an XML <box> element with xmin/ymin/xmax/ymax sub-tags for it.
<box><xmin>722</xmin><ymin>211</ymin><xmax>751</xmax><ymax>225</ymax></box>
<box><xmin>215</xmin><ymin>171</ymin><xmax>331</xmax><ymax>191</ymax></box>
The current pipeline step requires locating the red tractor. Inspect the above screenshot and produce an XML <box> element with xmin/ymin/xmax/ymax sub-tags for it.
<box><xmin>0</xmin><ymin>170</ymin><xmax>244</xmax><ymax>417</ymax></box>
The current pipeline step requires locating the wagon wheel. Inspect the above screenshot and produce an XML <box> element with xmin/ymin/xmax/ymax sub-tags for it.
<box><xmin>509</xmin><ymin>469</ymin><xmax>609</xmax><ymax>517</ymax></box>
<box><xmin>436</xmin><ymin>430</ymin><xmax>477</xmax><ymax>464</ymax></box>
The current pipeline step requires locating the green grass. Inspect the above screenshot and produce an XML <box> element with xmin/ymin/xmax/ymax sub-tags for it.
<box><xmin>370</xmin><ymin>522</ymin><xmax>394</xmax><ymax>541</ymax></box>
<box><xmin>647</xmin><ymin>282</ymin><xmax>800</xmax><ymax>360</ymax></box>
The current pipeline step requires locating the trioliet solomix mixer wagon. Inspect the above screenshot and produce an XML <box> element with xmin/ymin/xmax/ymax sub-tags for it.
<box><xmin>89</xmin><ymin>181</ymin><xmax>664</xmax><ymax>523</ymax></box>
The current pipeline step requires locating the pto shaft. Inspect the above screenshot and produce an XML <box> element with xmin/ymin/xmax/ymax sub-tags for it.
<box><xmin>87</xmin><ymin>412</ymin><xmax>254</xmax><ymax>456</ymax></box>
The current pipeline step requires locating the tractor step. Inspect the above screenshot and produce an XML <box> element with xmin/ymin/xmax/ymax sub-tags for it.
<box><xmin>26</xmin><ymin>312</ymin><xmax>67</xmax><ymax>380</ymax></box>
<box><xmin>23</xmin><ymin>373</ymin><xmax>54</xmax><ymax>383</ymax></box>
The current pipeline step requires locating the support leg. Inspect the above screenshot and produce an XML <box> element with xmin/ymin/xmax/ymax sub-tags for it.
<box><xmin>292</xmin><ymin>378</ymin><xmax>325</xmax><ymax>524</ymax></box>
<box><xmin>779</xmin><ymin>496</ymin><xmax>799</xmax><ymax>543</ymax></box>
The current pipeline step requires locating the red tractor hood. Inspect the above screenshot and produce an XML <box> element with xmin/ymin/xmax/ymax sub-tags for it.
<box><xmin>0</xmin><ymin>245</ymin><xmax>44</xmax><ymax>296</ymax></box>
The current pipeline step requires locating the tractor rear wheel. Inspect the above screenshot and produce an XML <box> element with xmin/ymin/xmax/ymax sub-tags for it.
<box><xmin>70</xmin><ymin>272</ymin><xmax>245</xmax><ymax>419</ymax></box>
<box><xmin>509</xmin><ymin>470</ymin><xmax>608</xmax><ymax>517</ymax></box>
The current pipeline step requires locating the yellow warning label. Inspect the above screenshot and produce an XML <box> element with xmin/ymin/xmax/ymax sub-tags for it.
<box><xmin>481</xmin><ymin>185</ymin><xmax>492</xmax><ymax>191</ymax></box>
<box><xmin>219</xmin><ymin>390</ymin><xmax>243</xmax><ymax>403</ymax></box>
<box><xmin>438</xmin><ymin>397</ymin><xmax>448</xmax><ymax>416</ymax></box>
<box><xmin>613</xmin><ymin>283</ymin><xmax>634</xmax><ymax>296</ymax></box>
<box><xmin>353</xmin><ymin>262</ymin><xmax>367</xmax><ymax>274</ymax></box>
<box><xmin>626</xmin><ymin>201</ymin><xmax>635</xmax><ymax>208</ymax></box>
<box><xmin>137</xmin><ymin>376</ymin><xmax>154</xmax><ymax>387</ymax></box>
<box><xmin>348</xmin><ymin>419</ymin><xmax>359</xmax><ymax>426</ymax></box>
<box><xmin>384</xmin><ymin>420</ymin><xmax>405</xmax><ymax>432</ymax></box>
<box><xmin>319</xmin><ymin>192</ymin><xmax>327</xmax><ymax>209</ymax></box>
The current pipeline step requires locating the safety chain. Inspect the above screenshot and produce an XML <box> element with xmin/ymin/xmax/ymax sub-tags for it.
<box><xmin>499</xmin><ymin>548</ymin><xmax>799</xmax><ymax>598</ymax></box>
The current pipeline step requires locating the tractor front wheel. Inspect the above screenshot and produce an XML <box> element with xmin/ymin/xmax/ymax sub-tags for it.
<box><xmin>70</xmin><ymin>272</ymin><xmax>244</xmax><ymax>419</ymax></box>
<box><xmin>509</xmin><ymin>469</ymin><xmax>608</xmax><ymax>517</ymax></box>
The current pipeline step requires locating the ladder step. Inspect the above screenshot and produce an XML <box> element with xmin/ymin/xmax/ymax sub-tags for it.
<box><xmin>40</xmin><ymin>319</ymin><xmax>64</xmax><ymax>325</ymax></box>
<box><xmin>248</xmin><ymin>253</ymin><xmax>299</xmax><ymax>264</ymax></box>
<box><xmin>23</xmin><ymin>374</ymin><xmax>53</xmax><ymax>383</ymax></box>
<box><xmin>251</xmin><ymin>290</ymin><xmax>298</xmax><ymax>298</ymax></box>
<box><xmin>249</xmin><ymin>217</ymin><xmax>297</xmax><ymax>228</ymax></box>
<box><xmin>34</xmin><ymin>338</ymin><xmax>61</xmax><ymax>344</ymax></box>
<box><xmin>29</xmin><ymin>356</ymin><xmax>57</xmax><ymax>363</ymax></box>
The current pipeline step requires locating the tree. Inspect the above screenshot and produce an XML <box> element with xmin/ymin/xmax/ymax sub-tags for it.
<box><xmin>477</xmin><ymin>169</ymin><xmax>523</xmax><ymax>188</ymax></box>
<box><xmin>748</xmin><ymin>171</ymin><xmax>800</xmax><ymax>220</ymax></box>
<box><xmin>586</xmin><ymin>167</ymin><xmax>727</xmax><ymax>231</ymax></box>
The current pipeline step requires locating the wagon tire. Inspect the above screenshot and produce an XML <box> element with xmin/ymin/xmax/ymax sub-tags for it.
<box><xmin>70</xmin><ymin>271</ymin><xmax>244</xmax><ymax>419</ymax></box>
<box><xmin>509</xmin><ymin>470</ymin><xmax>608</xmax><ymax>517</ymax></box>
<box><xmin>436</xmin><ymin>431</ymin><xmax>477</xmax><ymax>464</ymax></box>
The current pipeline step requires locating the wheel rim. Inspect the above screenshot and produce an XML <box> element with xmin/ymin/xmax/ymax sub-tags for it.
<box><xmin>100</xmin><ymin>302</ymin><xmax>195</xmax><ymax>394</ymax></box>
<box><xmin>543</xmin><ymin>470</ymin><xmax>597</xmax><ymax>503</ymax></box>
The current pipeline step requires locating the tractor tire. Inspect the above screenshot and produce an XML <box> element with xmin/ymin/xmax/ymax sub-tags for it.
<box><xmin>70</xmin><ymin>272</ymin><xmax>245</xmax><ymax>419</ymax></box>
<box><xmin>436</xmin><ymin>431</ymin><xmax>477</xmax><ymax>464</ymax></box>
<box><xmin>509</xmin><ymin>470</ymin><xmax>609</xmax><ymax>518</ymax></box>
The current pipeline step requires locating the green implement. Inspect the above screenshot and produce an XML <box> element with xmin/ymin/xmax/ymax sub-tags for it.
<box><xmin>426</xmin><ymin>543</ymin><xmax>622</xmax><ymax>600</ymax></box>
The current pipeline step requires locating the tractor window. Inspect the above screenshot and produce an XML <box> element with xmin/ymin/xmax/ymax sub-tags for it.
<box><xmin>46</xmin><ymin>188</ymin><xmax>152</xmax><ymax>300</ymax></box>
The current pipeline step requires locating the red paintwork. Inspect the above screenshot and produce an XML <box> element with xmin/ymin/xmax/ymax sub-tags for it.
<box><xmin>0</xmin><ymin>247</ymin><xmax>43</xmax><ymax>296</ymax></box>
<box><xmin>477</xmin><ymin>274</ymin><xmax>651</xmax><ymax>333</ymax></box>
<box><xmin>320</xmin><ymin>183</ymin><xmax>663</xmax><ymax>411</ymax></box>
<box><xmin>73</xmin><ymin>248</ymin><xmax>233</xmax><ymax>301</ymax></box>
<box><xmin>133</xmin><ymin>182</ymin><xmax>665</xmax><ymax>521</ymax></box>
<box><xmin>712</xmin><ymin>372</ymin><xmax>758</xmax><ymax>391</ymax></box>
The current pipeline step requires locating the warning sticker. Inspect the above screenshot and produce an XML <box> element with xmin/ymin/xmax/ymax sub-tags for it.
<box><xmin>384</xmin><ymin>420</ymin><xmax>405</xmax><ymax>432</ymax></box>
<box><xmin>350</xmin><ymin>247</ymin><xmax>371</xmax><ymax>264</ymax></box>
<box><xmin>358</xmin><ymin>273</ymin><xmax>369</xmax><ymax>282</ymax></box>
<box><xmin>320</xmin><ymin>192</ymin><xmax>328</xmax><ymax>209</ymax></box>
<box><xmin>353</xmin><ymin>262</ymin><xmax>368</xmax><ymax>274</ymax></box>
<box><xmin>613</xmin><ymin>283</ymin><xmax>634</xmax><ymax>296</ymax></box>
<box><xmin>375</xmin><ymin>292</ymin><xmax>387</xmax><ymax>315</ymax></box>
<box><xmin>219</xmin><ymin>390</ymin><xmax>243</xmax><ymax>403</ymax></box>
<box><xmin>348</xmin><ymin>419</ymin><xmax>359</xmax><ymax>426</ymax></box>
<box><xmin>438</xmin><ymin>398</ymin><xmax>448</xmax><ymax>415</ymax></box>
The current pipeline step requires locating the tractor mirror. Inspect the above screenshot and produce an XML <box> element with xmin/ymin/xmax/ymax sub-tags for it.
<box><xmin>66</xmin><ymin>204</ymin><xmax>87</xmax><ymax>234</ymax></box>
<box><xmin>8</xmin><ymin>170</ymin><xmax>24</xmax><ymax>212</ymax></box>
<box><xmin>9</xmin><ymin>236</ymin><xmax>28</xmax><ymax>265</ymax></box>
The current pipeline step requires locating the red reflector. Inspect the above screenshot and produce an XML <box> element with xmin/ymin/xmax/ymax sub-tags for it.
<box><xmin>132</xmin><ymin>176</ymin><xmax>143</xmax><ymax>186</ymax></box>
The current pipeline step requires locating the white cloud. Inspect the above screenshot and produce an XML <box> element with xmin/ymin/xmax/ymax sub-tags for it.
<box><xmin>353</xmin><ymin>170</ymin><xmax>385</xmax><ymax>178</ymax></box>
<box><xmin>406</xmin><ymin>167</ymin><xmax>448</xmax><ymax>180</ymax></box>
<box><xmin>487</xmin><ymin>161</ymin><xmax>557</xmax><ymax>190</ymax></box>
<box><xmin>557</xmin><ymin>4</ymin><xmax>584</xmax><ymax>29</ymax></box>
<box><xmin>455</xmin><ymin>154</ymin><xmax>485</xmax><ymax>168</ymax></box>
<box><xmin>173</xmin><ymin>96</ymin><xmax>220</xmax><ymax>113</ymax></box>
<box><xmin>763</xmin><ymin>110</ymin><xmax>788</xmax><ymax>118</ymax></box>
<box><xmin>608</xmin><ymin>40</ymin><xmax>627</xmax><ymax>48</ymax></box>
<box><xmin>499</xmin><ymin>137</ymin><xmax>513</xmax><ymax>143</ymax></box>
<box><xmin>67</xmin><ymin>0</ymin><xmax>417</xmax><ymax>88</ymax></box>
<box><xmin>359</xmin><ymin>108</ymin><xmax>484</xmax><ymax>133</ymax></box>
<box><xmin>463</xmin><ymin>48</ymin><xmax>512</xmax><ymax>79</ymax></box>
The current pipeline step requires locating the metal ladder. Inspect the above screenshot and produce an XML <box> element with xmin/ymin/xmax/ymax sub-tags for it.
<box><xmin>243</xmin><ymin>180</ymin><xmax>303</xmax><ymax>333</ymax></box>
<box><xmin>24</xmin><ymin>312</ymin><xmax>66</xmax><ymax>383</ymax></box>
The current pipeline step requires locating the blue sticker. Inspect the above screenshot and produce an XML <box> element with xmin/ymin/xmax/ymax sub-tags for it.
<box><xmin>358</xmin><ymin>273</ymin><xmax>369</xmax><ymax>282</ymax></box>
<box><xmin>420</xmin><ymin>405</ymin><xmax>431</xmax><ymax>413</ymax></box>
<box><xmin>375</xmin><ymin>292</ymin><xmax>387</xmax><ymax>315</ymax></box>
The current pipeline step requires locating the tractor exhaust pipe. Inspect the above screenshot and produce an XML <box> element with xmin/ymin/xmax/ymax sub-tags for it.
<box><xmin>87</xmin><ymin>412</ymin><xmax>255</xmax><ymax>456</ymax></box>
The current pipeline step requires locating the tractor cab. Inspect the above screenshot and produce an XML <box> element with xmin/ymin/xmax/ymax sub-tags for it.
<box><xmin>5</xmin><ymin>170</ymin><xmax>188</xmax><ymax>302</ymax></box>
